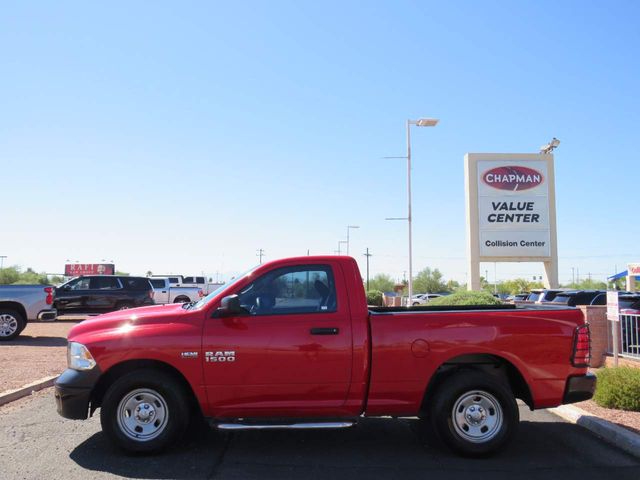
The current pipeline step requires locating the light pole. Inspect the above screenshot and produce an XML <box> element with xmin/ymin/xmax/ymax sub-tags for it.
<box><xmin>385</xmin><ymin>117</ymin><xmax>439</xmax><ymax>302</ymax></box>
<box><xmin>0</xmin><ymin>256</ymin><xmax>6</xmax><ymax>270</ymax></box>
<box><xmin>346</xmin><ymin>225</ymin><xmax>359</xmax><ymax>255</ymax></box>
<box><xmin>363</xmin><ymin>248</ymin><xmax>372</xmax><ymax>290</ymax></box>
<box><xmin>337</xmin><ymin>240</ymin><xmax>348</xmax><ymax>255</ymax></box>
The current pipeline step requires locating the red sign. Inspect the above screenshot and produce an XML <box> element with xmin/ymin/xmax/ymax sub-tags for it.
<box><xmin>482</xmin><ymin>166</ymin><xmax>544</xmax><ymax>191</ymax></box>
<box><xmin>64</xmin><ymin>263</ymin><xmax>115</xmax><ymax>276</ymax></box>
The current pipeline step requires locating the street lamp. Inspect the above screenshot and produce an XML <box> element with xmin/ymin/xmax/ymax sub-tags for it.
<box><xmin>337</xmin><ymin>240</ymin><xmax>348</xmax><ymax>255</ymax></box>
<box><xmin>346</xmin><ymin>225</ymin><xmax>359</xmax><ymax>255</ymax></box>
<box><xmin>385</xmin><ymin>117</ymin><xmax>439</xmax><ymax>303</ymax></box>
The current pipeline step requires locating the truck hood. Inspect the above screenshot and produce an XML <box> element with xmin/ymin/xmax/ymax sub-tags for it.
<box><xmin>67</xmin><ymin>303</ymin><xmax>189</xmax><ymax>342</ymax></box>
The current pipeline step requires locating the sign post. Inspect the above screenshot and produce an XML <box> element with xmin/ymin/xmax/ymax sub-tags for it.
<box><xmin>606</xmin><ymin>290</ymin><xmax>619</xmax><ymax>366</ymax></box>
<box><xmin>465</xmin><ymin>153</ymin><xmax>558</xmax><ymax>290</ymax></box>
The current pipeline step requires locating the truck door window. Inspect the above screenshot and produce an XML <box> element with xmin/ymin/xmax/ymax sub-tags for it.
<box><xmin>66</xmin><ymin>278</ymin><xmax>90</xmax><ymax>290</ymax></box>
<box><xmin>237</xmin><ymin>265</ymin><xmax>337</xmax><ymax>316</ymax></box>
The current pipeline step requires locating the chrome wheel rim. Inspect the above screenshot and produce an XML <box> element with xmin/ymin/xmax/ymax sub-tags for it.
<box><xmin>116</xmin><ymin>388</ymin><xmax>169</xmax><ymax>441</ymax></box>
<box><xmin>451</xmin><ymin>390</ymin><xmax>503</xmax><ymax>443</ymax></box>
<box><xmin>0</xmin><ymin>314</ymin><xmax>18</xmax><ymax>337</ymax></box>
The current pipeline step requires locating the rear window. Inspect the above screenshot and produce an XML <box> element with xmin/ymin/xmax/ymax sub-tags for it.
<box><xmin>527</xmin><ymin>293</ymin><xmax>541</xmax><ymax>302</ymax></box>
<box><xmin>122</xmin><ymin>277</ymin><xmax>152</xmax><ymax>291</ymax></box>
<box><xmin>542</xmin><ymin>291</ymin><xmax>562</xmax><ymax>302</ymax></box>
<box><xmin>552</xmin><ymin>295</ymin><xmax>571</xmax><ymax>305</ymax></box>
<box><xmin>620</xmin><ymin>298</ymin><xmax>640</xmax><ymax>309</ymax></box>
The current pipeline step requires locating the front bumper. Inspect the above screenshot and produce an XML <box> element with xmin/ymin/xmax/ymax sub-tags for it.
<box><xmin>54</xmin><ymin>368</ymin><xmax>101</xmax><ymax>420</ymax></box>
<box><xmin>563</xmin><ymin>372</ymin><xmax>597</xmax><ymax>404</ymax></box>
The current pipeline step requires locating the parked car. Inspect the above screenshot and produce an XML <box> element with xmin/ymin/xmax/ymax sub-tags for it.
<box><xmin>527</xmin><ymin>289</ymin><xmax>568</xmax><ymax>304</ymax></box>
<box><xmin>55</xmin><ymin>255</ymin><xmax>594</xmax><ymax>457</ymax></box>
<box><xmin>0</xmin><ymin>285</ymin><xmax>57</xmax><ymax>340</ymax></box>
<box><xmin>53</xmin><ymin>276</ymin><xmax>154</xmax><ymax>314</ymax></box>
<box><xmin>509</xmin><ymin>293</ymin><xmax>530</xmax><ymax>303</ymax></box>
<box><xmin>147</xmin><ymin>278</ymin><xmax>203</xmax><ymax>304</ymax></box>
<box><xmin>547</xmin><ymin>290</ymin><xmax>605</xmax><ymax>307</ymax></box>
<box><xmin>411</xmin><ymin>293</ymin><xmax>443</xmax><ymax>305</ymax></box>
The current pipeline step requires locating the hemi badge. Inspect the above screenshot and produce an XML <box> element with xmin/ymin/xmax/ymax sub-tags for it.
<box><xmin>181</xmin><ymin>351</ymin><xmax>198</xmax><ymax>359</ymax></box>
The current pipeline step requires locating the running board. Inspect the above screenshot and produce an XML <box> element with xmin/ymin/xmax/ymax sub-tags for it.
<box><xmin>216</xmin><ymin>421</ymin><xmax>354</xmax><ymax>431</ymax></box>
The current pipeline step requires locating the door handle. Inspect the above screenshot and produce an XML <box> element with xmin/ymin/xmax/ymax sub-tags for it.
<box><xmin>310</xmin><ymin>327</ymin><xmax>339</xmax><ymax>335</ymax></box>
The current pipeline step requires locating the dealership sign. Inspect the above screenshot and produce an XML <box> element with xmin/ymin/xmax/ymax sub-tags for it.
<box><xmin>475</xmin><ymin>159</ymin><xmax>551</xmax><ymax>258</ymax></box>
<box><xmin>465</xmin><ymin>153</ymin><xmax>558</xmax><ymax>290</ymax></box>
<box><xmin>629</xmin><ymin>263</ymin><xmax>640</xmax><ymax>276</ymax></box>
<box><xmin>64</xmin><ymin>263</ymin><xmax>115</xmax><ymax>276</ymax></box>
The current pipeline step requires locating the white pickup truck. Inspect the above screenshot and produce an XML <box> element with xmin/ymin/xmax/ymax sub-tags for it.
<box><xmin>0</xmin><ymin>285</ymin><xmax>58</xmax><ymax>340</ymax></box>
<box><xmin>147</xmin><ymin>278</ymin><xmax>203</xmax><ymax>304</ymax></box>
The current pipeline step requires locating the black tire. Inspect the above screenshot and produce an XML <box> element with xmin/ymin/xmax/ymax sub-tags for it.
<box><xmin>0</xmin><ymin>309</ymin><xmax>26</xmax><ymax>341</ymax></box>
<box><xmin>100</xmin><ymin>369</ymin><xmax>190</xmax><ymax>453</ymax></box>
<box><xmin>173</xmin><ymin>297</ymin><xmax>189</xmax><ymax>304</ymax></box>
<box><xmin>115</xmin><ymin>302</ymin><xmax>133</xmax><ymax>311</ymax></box>
<box><xmin>426</xmin><ymin>370</ymin><xmax>518</xmax><ymax>457</ymax></box>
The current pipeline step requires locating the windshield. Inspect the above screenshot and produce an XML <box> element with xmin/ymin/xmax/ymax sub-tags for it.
<box><xmin>527</xmin><ymin>292</ymin><xmax>540</xmax><ymax>302</ymax></box>
<box><xmin>190</xmin><ymin>266</ymin><xmax>258</xmax><ymax>310</ymax></box>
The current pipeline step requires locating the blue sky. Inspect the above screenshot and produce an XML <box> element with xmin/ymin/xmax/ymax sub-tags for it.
<box><xmin>2</xmin><ymin>1</ymin><xmax>639</xmax><ymax>284</ymax></box>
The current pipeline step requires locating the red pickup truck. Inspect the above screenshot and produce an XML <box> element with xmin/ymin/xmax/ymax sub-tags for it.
<box><xmin>54</xmin><ymin>256</ymin><xmax>594</xmax><ymax>456</ymax></box>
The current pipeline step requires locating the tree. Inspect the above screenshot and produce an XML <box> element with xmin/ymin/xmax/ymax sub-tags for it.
<box><xmin>368</xmin><ymin>274</ymin><xmax>395</xmax><ymax>293</ymax></box>
<box><xmin>412</xmin><ymin>267</ymin><xmax>448</xmax><ymax>293</ymax></box>
<box><xmin>0</xmin><ymin>265</ymin><xmax>51</xmax><ymax>285</ymax></box>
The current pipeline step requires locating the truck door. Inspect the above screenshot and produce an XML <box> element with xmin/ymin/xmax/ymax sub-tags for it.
<box><xmin>149</xmin><ymin>278</ymin><xmax>169</xmax><ymax>304</ymax></box>
<box><xmin>56</xmin><ymin>277</ymin><xmax>91</xmax><ymax>311</ymax></box>
<box><xmin>202</xmin><ymin>262</ymin><xmax>353</xmax><ymax>417</ymax></box>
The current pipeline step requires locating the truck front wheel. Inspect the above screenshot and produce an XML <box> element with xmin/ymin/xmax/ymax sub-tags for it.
<box><xmin>428</xmin><ymin>370</ymin><xmax>519</xmax><ymax>457</ymax></box>
<box><xmin>100</xmin><ymin>369</ymin><xmax>190</xmax><ymax>453</ymax></box>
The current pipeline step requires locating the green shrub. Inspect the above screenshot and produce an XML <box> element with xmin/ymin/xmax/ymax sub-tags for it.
<box><xmin>366</xmin><ymin>290</ymin><xmax>383</xmax><ymax>306</ymax></box>
<box><xmin>593</xmin><ymin>367</ymin><xmax>640</xmax><ymax>411</ymax></box>
<box><xmin>427</xmin><ymin>291</ymin><xmax>503</xmax><ymax>306</ymax></box>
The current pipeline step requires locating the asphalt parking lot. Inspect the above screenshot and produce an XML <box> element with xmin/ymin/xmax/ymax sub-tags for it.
<box><xmin>0</xmin><ymin>391</ymin><xmax>638</xmax><ymax>480</ymax></box>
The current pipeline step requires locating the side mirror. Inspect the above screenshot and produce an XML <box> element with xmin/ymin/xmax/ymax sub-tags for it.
<box><xmin>216</xmin><ymin>295</ymin><xmax>247</xmax><ymax>317</ymax></box>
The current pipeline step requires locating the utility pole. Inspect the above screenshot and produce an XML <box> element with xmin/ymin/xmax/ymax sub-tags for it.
<box><xmin>0</xmin><ymin>256</ymin><xmax>6</xmax><ymax>270</ymax></box>
<box><xmin>256</xmin><ymin>249</ymin><xmax>265</xmax><ymax>264</ymax></box>
<box><xmin>346</xmin><ymin>226</ymin><xmax>359</xmax><ymax>256</ymax></box>
<box><xmin>494</xmin><ymin>262</ymin><xmax>497</xmax><ymax>294</ymax></box>
<box><xmin>572</xmin><ymin>267</ymin><xmax>575</xmax><ymax>284</ymax></box>
<box><xmin>363</xmin><ymin>248</ymin><xmax>372</xmax><ymax>291</ymax></box>
<box><xmin>337</xmin><ymin>240</ymin><xmax>347</xmax><ymax>255</ymax></box>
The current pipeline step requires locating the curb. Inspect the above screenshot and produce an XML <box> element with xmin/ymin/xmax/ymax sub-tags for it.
<box><xmin>550</xmin><ymin>404</ymin><xmax>640</xmax><ymax>459</ymax></box>
<box><xmin>0</xmin><ymin>375</ymin><xmax>59</xmax><ymax>407</ymax></box>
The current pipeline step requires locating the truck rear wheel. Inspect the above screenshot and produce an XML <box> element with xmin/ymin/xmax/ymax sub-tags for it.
<box><xmin>427</xmin><ymin>370</ymin><xmax>519</xmax><ymax>457</ymax></box>
<box><xmin>100</xmin><ymin>369</ymin><xmax>190</xmax><ymax>453</ymax></box>
<box><xmin>0</xmin><ymin>310</ymin><xmax>26</xmax><ymax>341</ymax></box>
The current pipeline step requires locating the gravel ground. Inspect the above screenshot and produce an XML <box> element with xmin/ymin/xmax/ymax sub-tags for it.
<box><xmin>575</xmin><ymin>399</ymin><xmax>640</xmax><ymax>435</ymax></box>
<box><xmin>0</xmin><ymin>321</ymin><xmax>78</xmax><ymax>392</ymax></box>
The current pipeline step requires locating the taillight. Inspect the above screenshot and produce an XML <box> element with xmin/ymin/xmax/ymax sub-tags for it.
<box><xmin>44</xmin><ymin>287</ymin><xmax>53</xmax><ymax>305</ymax></box>
<box><xmin>149</xmin><ymin>290</ymin><xmax>154</xmax><ymax>299</ymax></box>
<box><xmin>571</xmin><ymin>324</ymin><xmax>591</xmax><ymax>367</ymax></box>
<box><xmin>198</xmin><ymin>289</ymin><xmax>204</xmax><ymax>298</ymax></box>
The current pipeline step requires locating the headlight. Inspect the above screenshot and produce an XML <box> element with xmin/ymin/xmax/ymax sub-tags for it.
<box><xmin>67</xmin><ymin>342</ymin><xmax>96</xmax><ymax>370</ymax></box>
